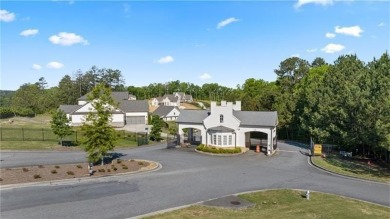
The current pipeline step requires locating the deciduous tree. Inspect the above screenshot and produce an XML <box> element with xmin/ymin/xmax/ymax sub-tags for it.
<box><xmin>81</xmin><ymin>84</ymin><xmax>118</xmax><ymax>165</ymax></box>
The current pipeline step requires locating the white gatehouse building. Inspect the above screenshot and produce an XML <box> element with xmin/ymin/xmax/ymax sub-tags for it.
<box><xmin>176</xmin><ymin>101</ymin><xmax>278</xmax><ymax>155</ymax></box>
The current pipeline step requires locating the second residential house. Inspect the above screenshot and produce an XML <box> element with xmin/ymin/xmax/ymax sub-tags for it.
<box><xmin>152</xmin><ymin>106</ymin><xmax>180</xmax><ymax>121</ymax></box>
<box><xmin>59</xmin><ymin>92</ymin><xmax>148</xmax><ymax>127</ymax></box>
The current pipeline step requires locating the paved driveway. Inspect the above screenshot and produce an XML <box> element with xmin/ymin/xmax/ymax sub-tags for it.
<box><xmin>1</xmin><ymin>142</ymin><xmax>389</xmax><ymax>219</ymax></box>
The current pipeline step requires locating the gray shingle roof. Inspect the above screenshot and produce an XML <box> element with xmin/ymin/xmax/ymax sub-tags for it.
<box><xmin>59</xmin><ymin>105</ymin><xmax>81</xmax><ymax>114</ymax></box>
<box><xmin>153</xmin><ymin>106</ymin><xmax>178</xmax><ymax>117</ymax></box>
<box><xmin>163</xmin><ymin>94</ymin><xmax>178</xmax><ymax>102</ymax></box>
<box><xmin>177</xmin><ymin>110</ymin><xmax>277</xmax><ymax>127</ymax></box>
<box><xmin>177</xmin><ymin>109</ymin><xmax>209</xmax><ymax>123</ymax></box>
<box><xmin>233</xmin><ymin>111</ymin><xmax>278</xmax><ymax>127</ymax></box>
<box><xmin>118</xmin><ymin>100</ymin><xmax>148</xmax><ymax>112</ymax></box>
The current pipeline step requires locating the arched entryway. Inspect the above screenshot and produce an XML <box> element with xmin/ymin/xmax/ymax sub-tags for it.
<box><xmin>245</xmin><ymin>131</ymin><xmax>268</xmax><ymax>153</ymax></box>
<box><xmin>180</xmin><ymin>127</ymin><xmax>203</xmax><ymax>146</ymax></box>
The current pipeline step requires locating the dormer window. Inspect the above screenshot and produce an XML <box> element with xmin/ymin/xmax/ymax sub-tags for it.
<box><xmin>220</xmin><ymin>114</ymin><xmax>224</xmax><ymax>123</ymax></box>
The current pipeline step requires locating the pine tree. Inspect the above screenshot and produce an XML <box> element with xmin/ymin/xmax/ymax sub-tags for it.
<box><xmin>51</xmin><ymin>110</ymin><xmax>73</xmax><ymax>146</ymax></box>
<box><xmin>149</xmin><ymin>115</ymin><xmax>163</xmax><ymax>141</ymax></box>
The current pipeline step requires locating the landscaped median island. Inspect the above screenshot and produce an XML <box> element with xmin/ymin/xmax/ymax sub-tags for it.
<box><xmin>311</xmin><ymin>154</ymin><xmax>390</xmax><ymax>183</ymax></box>
<box><xmin>0</xmin><ymin>159</ymin><xmax>156</xmax><ymax>185</ymax></box>
<box><xmin>196</xmin><ymin>144</ymin><xmax>243</xmax><ymax>155</ymax></box>
<box><xmin>144</xmin><ymin>190</ymin><xmax>390</xmax><ymax>219</ymax></box>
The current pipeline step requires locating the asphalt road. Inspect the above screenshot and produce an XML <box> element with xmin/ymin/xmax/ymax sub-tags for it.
<box><xmin>1</xmin><ymin>142</ymin><xmax>389</xmax><ymax>219</ymax></box>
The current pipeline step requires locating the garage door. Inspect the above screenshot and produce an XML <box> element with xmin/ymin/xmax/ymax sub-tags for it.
<box><xmin>126</xmin><ymin>116</ymin><xmax>145</xmax><ymax>124</ymax></box>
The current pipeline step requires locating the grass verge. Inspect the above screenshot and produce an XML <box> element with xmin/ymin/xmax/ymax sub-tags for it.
<box><xmin>311</xmin><ymin>154</ymin><xmax>390</xmax><ymax>183</ymax></box>
<box><xmin>145</xmin><ymin>190</ymin><xmax>390</xmax><ymax>219</ymax></box>
<box><xmin>0</xmin><ymin>139</ymin><xmax>138</xmax><ymax>150</ymax></box>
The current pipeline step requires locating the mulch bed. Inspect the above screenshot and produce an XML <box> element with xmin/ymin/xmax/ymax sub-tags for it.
<box><xmin>0</xmin><ymin>159</ymin><xmax>150</xmax><ymax>185</ymax></box>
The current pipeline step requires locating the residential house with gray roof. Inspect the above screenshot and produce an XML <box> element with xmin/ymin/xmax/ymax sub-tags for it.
<box><xmin>176</xmin><ymin>101</ymin><xmax>278</xmax><ymax>155</ymax></box>
<box><xmin>59</xmin><ymin>92</ymin><xmax>148</xmax><ymax>127</ymax></box>
<box><xmin>150</xmin><ymin>94</ymin><xmax>180</xmax><ymax>107</ymax></box>
<box><xmin>152</xmin><ymin>106</ymin><xmax>180</xmax><ymax>121</ymax></box>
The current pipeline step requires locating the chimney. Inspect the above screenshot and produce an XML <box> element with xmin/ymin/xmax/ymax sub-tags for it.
<box><xmin>233</xmin><ymin>101</ymin><xmax>241</xmax><ymax>111</ymax></box>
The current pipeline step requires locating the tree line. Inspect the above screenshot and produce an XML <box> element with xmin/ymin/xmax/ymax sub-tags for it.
<box><xmin>1</xmin><ymin>52</ymin><xmax>389</xmax><ymax>158</ymax></box>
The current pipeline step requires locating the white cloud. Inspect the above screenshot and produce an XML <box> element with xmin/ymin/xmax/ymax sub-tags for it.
<box><xmin>0</xmin><ymin>9</ymin><xmax>15</xmax><ymax>22</ymax></box>
<box><xmin>46</xmin><ymin>61</ymin><xmax>64</xmax><ymax>69</ymax></box>
<box><xmin>291</xmin><ymin>54</ymin><xmax>300</xmax><ymax>57</ymax></box>
<box><xmin>378</xmin><ymin>22</ymin><xmax>386</xmax><ymax>27</ymax></box>
<box><xmin>325</xmin><ymin>32</ymin><xmax>336</xmax><ymax>38</ymax></box>
<box><xmin>20</xmin><ymin>29</ymin><xmax>39</xmax><ymax>37</ymax></box>
<box><xmin>306</xmin><ymin>48</ymin><xmax>317</xmax><ymax>53</ymax></box>
<box><xmin>32</xmin><ymin>64</ymin><xmax>42</xmax><ymax>70</ymax></box>
<box><xmin>335</xmin><ymin>25</ymin><xmax>363</xmax><ymax>37</ymax></box>
<box><xmin>49</xmin><ymin>32</ymin><xmax>89</xmax><ymax>46</ymax></box>
<box><xmin>123</xmin><ymin>3</ymin><xmax>130</xmax><ymax>13</ymax></box>
<box><xmin>200</xmin><ymin>73</ymin><xmax>211</xmax><ymax>80</ymax></box>
<box><xmin>217</xmin><ymin>17</ymin><xmax>239</xmax><ymax>29</ymax></box>
<box><xmin>294</xmin><ymin>0</ymin><xmax>333</xmax><ymax>8</ymax></box>
<box><xmin>321</xmin><ymin>43</ymin><xmax>345</xmax><ymax>53</ymax></box>
<box><xmin>157</xmin><ymin>56</ymin><xmax>174</xmax><ymax>64</ymax></box>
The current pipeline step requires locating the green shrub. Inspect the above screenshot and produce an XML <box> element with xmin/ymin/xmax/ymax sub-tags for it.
<box><xmin>55</xmin><ymin>165</ymin><xmax>60</xmax><ymax>169</ymax></box>
<box><xmin>22</xmin><ymin>168</ymin><xmax>29</xmax><ymax>172</ymax></box>
<box><xmin>122</xmin><ymin>166</ymin><xmax>128</xmax><ymax>169</ymax></box>
<box><xmin>98</xmin><ymin>169</ymin><xmax>105</xmax><ymax>172</ymax></box>
<box><xmin>117</xmin><ymin>159</ymin><xmax>122</xmax><ymax>164</ymax></box>
<box><xmin>0</xmin><ymin>107</ymin><xmax>14</xmax><ymax>119</ymax></box>
<box><xmin>76</xmin><ymin>165</ymin><xmax>82</xmax><ymax>169</ymax></box>
<box><xmin>107</xmin><ymin>169</ymin><xmax>111</xmax><ymax>172</ymax></box>
<box><xmin>33</xmin><ymin>174</ymin><xmax>41</xmax><ymax>179</ymax></box>
<box><xmin>138</xmin><ymin>161</ymin><xmax>144</xmax><ymax>165</ymax></box>
<box><xmin>51</xmin><ymin>169</ymin><xmax>57</xmax><ymax>174</ymax></box>
<box><xmin>67</xmin><ymin>171</ymin><xmax>75</xmax><ymax>175</ymax></box>
<box><xmin>14</xmin><ymin>107</ymin><xmax>35</xmax><ymax>117</ymax></box>
<box><xmin>196</xmin><ymin>145</ymin><xmax>241</xmax><ymax>154</ymax></box>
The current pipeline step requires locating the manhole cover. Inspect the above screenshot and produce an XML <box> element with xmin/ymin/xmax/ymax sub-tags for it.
<box><xmin>230</xmin><ymin>201</ymin><xmax>241</xmax><ymax>205</ymax></box>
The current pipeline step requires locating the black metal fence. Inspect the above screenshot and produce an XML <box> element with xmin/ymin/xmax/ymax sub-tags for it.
<box><xmin>0</xmin><ymin>128</ymin><xmax>149</xmax><ymax>146</ymax></box>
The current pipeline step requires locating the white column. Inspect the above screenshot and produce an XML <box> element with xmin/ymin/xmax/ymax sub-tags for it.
<box><xmin>178</xmin><ymin>127</ymin><xmax>184</xmax><ymax>145</ymax></box>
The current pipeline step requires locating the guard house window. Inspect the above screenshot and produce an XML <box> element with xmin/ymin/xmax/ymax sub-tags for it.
<box><xmin>223</xmin><ymin>136</ymin><xmax>227</xmax><ymax>146</ymax></box>
<box><xmin>229</xmin><ymin>135</ymin><xmax>232</xmax><ymax>145</ymax></box>
<box><xmin>220</xmin><ymin>114</ymin><xmax>224</xmax><ymax>123</ymax></box>
<box><xmin>218</xmin><ymin>135</ymin><xmax>222</xmax><ymax>145</ymax></box>
<box><xmin>213</xmin><ymin>134</ymin><xmax>217</xmax><ymax>145</ymax></box>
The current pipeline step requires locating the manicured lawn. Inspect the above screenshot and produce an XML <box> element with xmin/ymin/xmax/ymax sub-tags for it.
<box><xmin>145</xmin><ymin>190</ymin><xmax>390</xmax><ymax>219</ymax></box>
<box><xmin>0</xmin><ymin>139</ymin><xmax>139</xmax><ymax>150</ymax></box>
<box><xmin>0</xmin><ymin>141</ymin><xmax>70</xmax><ymax>150</ymax></box>
<box><xmin>311</xmin><ymin>154</ymin><xmax>390</xmax><ymax>183</ymax></box>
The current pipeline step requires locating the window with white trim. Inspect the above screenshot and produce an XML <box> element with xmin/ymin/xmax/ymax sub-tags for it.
<box><xmin>220</xmin><ymin>114</ymin><xmax>224</xmax><ymax>123</ymax></box>
<box><xmin>213</xmin><ymin>134</ymin><xmax>216</xmax><ymax>145</ymax></box>
<box><xmin>229</xmin><ymin>135</ymin><xmax>232</xmax><ymax>145</ymax></box>
<box><xmin>218</xmin><ymin>135</ymin><xmax>221</xmax><ymax>145</ymax></box>
<box><xmin>223</xmin><ymin>136</ymin><xmax>227</xmax><ymax>146</ymax></box>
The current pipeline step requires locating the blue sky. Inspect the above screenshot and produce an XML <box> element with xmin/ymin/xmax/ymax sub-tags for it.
<box><xmin>1</xmin><ymin>0</ymin><xmax>389</xmax><ymax>90</ymax></box>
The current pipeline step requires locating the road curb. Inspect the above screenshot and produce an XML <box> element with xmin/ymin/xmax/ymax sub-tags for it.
<box><xmin>308</xmin><ymin>156</ymin><xmax>389</xmax><ymax>185</ymax></box>
<box><xmin>131</xmin><ymin>188</ymin><xmax>390</xmax><ymax>218</ymax></box>
<box><xmin>0</xmin><ymin>160</ymin><xmax>162</xmax><ymax>190</ymax></box>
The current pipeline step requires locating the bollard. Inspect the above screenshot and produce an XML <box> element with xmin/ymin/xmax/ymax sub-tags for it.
<box><xmin>306</xmin><ymin>190</ymin><xmax>310</xmax><ymax>200</ymax></box>
<box><xmin>88</xmin><ymin>163</ymin><xmax>94</xmax><ymax>176</ymax></box>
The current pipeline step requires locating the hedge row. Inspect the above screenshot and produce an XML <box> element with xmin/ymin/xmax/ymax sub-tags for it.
<box><xmin>0</xmin><ymin>107</ymin><xmax>35</xmax><ymax>119</ymax></box>
<box><xmin>197</xmin><ymin>144</ymin><xmax>241</xmax><ymax>154</ymax></box>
